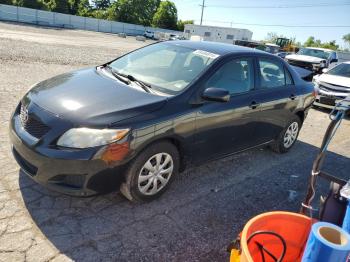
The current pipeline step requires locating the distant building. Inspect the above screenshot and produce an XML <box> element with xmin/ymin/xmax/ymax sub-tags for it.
<box><xmin>184</xmin><ymin>24</ymin><xmax>253</xmax><ymax>44</ymax></box>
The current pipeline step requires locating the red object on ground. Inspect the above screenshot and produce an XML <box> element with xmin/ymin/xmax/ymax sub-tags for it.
<box><xmin>240</xmin><ymin>211</ymin><xmax>314</xmax><ymax>262</ymax></box>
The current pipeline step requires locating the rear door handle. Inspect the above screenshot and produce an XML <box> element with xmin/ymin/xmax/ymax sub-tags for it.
<box><xmin>290</xmin><ymin>94</ymin><xmax>296</xmax><ymax>100</ymax></box>
<box><xmin>249</xmin><ymin>101</ymin><xmax>260</xmax><ymax>109</ymax></box>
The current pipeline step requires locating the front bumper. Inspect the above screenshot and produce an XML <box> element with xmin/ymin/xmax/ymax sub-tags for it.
<box><xmin>10</xmin><ymin>110</ymin><xmax>128</xmax><ymax>196</ymax></box>
<box><xmin>314</xmin><ymin>89</ymin><xmax>348</xmax><ymax>110</ymax></box>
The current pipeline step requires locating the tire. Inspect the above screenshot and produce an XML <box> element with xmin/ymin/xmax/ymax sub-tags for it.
<box><xmin>270</xmin><ymin>116</ymin><xmax>301</xmax><ymax>154</ymax></box>
<box><xmin>120</xmin><ymin>141</ymin><xmax>179</xmax><ymax>202</ymax></box>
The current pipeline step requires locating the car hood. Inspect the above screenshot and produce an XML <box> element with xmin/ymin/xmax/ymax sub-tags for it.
<box><xmin>24</xmin><ymin>68</ymin><xmax>167</xmax><ymax>126</ymax></box>
<box><xmin>286</xmin><ymin>54</ymin><xmax>325</xmax><ymax>63</ymax></box>
<box><xmin>317</xmin><ymin>74</ymin><xmax>350</xmax><ymax>88</ymax></box>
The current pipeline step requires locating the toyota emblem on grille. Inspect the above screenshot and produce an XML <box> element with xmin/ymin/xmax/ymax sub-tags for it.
<box><xmin>20</xmin><ymin>105</ymin><xmax>29</xmax><ymax>125</ymax></box>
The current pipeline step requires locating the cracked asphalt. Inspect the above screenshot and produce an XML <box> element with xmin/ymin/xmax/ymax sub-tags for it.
<box><xmin>0</xmin><ymin>22</ymin><xmax>349</xmax><ymax>262</ymax></box>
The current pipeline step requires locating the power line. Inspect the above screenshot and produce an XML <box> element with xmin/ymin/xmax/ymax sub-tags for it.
<box><xmin>202</xmin><ymin>20</ymin><xmax>350</xmax><ymax>28</ymax></box>
<box><xmin>208</xmin><ymin>2</ymin><xmax>350</xmax><ymax>9</ymax></box>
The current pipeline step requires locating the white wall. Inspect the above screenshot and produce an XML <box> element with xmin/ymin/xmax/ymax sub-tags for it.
<box><xmin>0</xmin><ymin>4</ymin><xmax>181</xmax><ymax>36</ymax></box>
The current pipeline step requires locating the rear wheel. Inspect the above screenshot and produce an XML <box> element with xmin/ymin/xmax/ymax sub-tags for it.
<box><xmin>120</xmin><ymin>141</ymin><xmax>179</xmax><ymax>202</ymax></box>
<box><xmin>270</xmin><ymin>116</ymin><xmax>301</xmax><ymax>154</ymax></box>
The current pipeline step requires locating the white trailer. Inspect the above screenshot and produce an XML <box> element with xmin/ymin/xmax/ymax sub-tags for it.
<box><xmin>184</xmin><ymin>24</ymin><xmax>253</xmax><ymax>44</ymax></box>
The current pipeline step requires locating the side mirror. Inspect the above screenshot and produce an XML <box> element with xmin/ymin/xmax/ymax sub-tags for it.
<box><xmin>330</xmin><ymin>58</ymin><xmax>338</xmax><ymax>63</ymax></box>
<box><xmin>202</xmin><ymin>87</ymin><xmax>230</xmax><ymax>102</ymax></box>
<box><xmin>322</xmin><ymin>68</ymin><xmax>328</xmax><ymax>73</ymax></box>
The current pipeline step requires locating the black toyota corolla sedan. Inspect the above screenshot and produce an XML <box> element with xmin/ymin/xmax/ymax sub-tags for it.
<box><xmin>10</xmin><ymin>41</ymin><xmax>314</xmax><ymax>202</ymax></box>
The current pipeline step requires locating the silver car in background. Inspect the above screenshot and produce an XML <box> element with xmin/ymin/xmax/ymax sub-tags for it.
<box><xmin>313</xmin><ymin>62</ymin><xmax>350</xmax><ymax>110</ymax></box>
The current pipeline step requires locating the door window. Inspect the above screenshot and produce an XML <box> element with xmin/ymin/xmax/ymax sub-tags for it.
<box><xmin>206</xmin><ymin>58</ymin><xmax>254</xmax><ymax>95</ymax></box>
<box><xmin>259</xmin><ymin>59</ymin><xmax>295</xmax><ymax>88</ymax></box>
<box><xmin>285</xmin><ymin>68</ymin><xmax>293</xmax><ymax>85</ymax></box>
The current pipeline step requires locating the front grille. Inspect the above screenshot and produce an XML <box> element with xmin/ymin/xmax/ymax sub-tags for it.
<box><xmin>319</xmin><ymin>83</ymin><xmax>350</xmax><ymax>94</ymax></box>
<box><xmin>19</xmin><ymin>104</ymin><xmax>50</xmax><ymax>139</ymax></box>
<box><xmin>319</xmin><ymin>96</ymin><xmax>336</xmax><ymax>106</ymax></box>
<box><xmin>13</xmin><ymin>148</ymin><xmax>38</xmax><ymax>176</ymax></box>
<box><xmin>287</xmin><ymin>59</ymin><xmax>314</xmax><ymax>71</ymax></box>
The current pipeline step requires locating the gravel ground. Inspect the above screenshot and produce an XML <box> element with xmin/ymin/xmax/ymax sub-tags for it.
<box><xmin>0</xmin><ymin>21</ymin><xmax>349</xmax><ymax>262</ymax></box>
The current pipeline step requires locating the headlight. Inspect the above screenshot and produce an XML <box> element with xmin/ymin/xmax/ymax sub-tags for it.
<box><xmin>319</xmin><ymin>61</ymin><xmax>326</xmax><ymax>68</ymax></box>
<box><xmin>57</xmin><ymin>128</ymin><xmax>130</xmax><ymax>148</ymax></box>
<box><xmin>312</xmin><ymin>64</ymin><xmax>320</xmax><ymax>70</ymax></box>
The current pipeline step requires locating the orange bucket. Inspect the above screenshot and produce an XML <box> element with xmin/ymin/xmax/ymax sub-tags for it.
<box><xmin>236</xmin><ymin>211</ymin><xmax>314</xmax><ymax>262</ymax></box>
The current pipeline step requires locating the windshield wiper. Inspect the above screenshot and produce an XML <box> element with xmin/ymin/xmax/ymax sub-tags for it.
<box><xmin>105</xmin><ymin>65</ymin><xmax>152</xmax><ymax>93</ymax></box>
<box><xmin>105</xmin><ymin>65</ymin><xmax>131</xmax><ymax>85</ymax></box>
<box><xmin>125</xmin><ymin>74</ymin><xmax>152</xmax><ymax>93</ymax></box>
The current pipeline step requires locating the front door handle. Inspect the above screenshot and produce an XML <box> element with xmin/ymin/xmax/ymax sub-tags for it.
<box><xmin>290</xmin><ymin>94</ymin><xmax>296</xmax><ymax>100</ymax></box>
<box><xmin>249</xmin><ymin>101</ymin><xmax>260</xmax><ymax>109</ymax></box>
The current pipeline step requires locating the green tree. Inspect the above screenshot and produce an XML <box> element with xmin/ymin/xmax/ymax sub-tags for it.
<box><xmin>304</xmin><ymin>36</ymin><xmax>339</xmax><ymax>50</ymax></box>
<box><xmin>76</xmin><ymin>0</ymin><xmax>91</xmax><ymax>16</ymax></box>
<box><xmin>11</xmin><ymin>0</ymin><xmax>42</xmax><ymax>8</ymax></box>
<box><xmin>42</xmin><ymin>0</ymin><xmax>69</xmax><ymax>13</ymax></box>
<box><xmin>91</xmin><ymin>9</ymin><xmax>108</xmax><ymax>19</ymax></box>
<box><xmin>321</xmin><ymin>40</ymin><xmax>339</xmax><ymax>50</ymax></box>
<box><xmin>343</xmin><ymin>33</ymin><xmax>350</xmax><ymax>47</ymax></box>
<box><xmin>177</xmin><ymin>19</ymin><xmax>193</xmax><ymax>31</ymax></box>
<box><xmin>304</xmin><ymin>36</ymin><xmax>316</xmax><ymax>47</ymax></box>
<box><xmin>0</xmin><ymin>0</ymin><xmax>12</xmax><ymax>5</ymax></box>
<box><xmin>108</xmin><ymin>0</ymin><xmax>160</xmax><ymax>26</ymax></box>
<box><xmin>68</xmin><ymin>0</ymin><xmax>81</xmax><ymax>14</ymax></box>
<box><xmin>152</xmin><ymin>0</ymin><xmax>177</xmax><ymax>30</ymax></box>
<box><xmin>92</xmin><ymin>0</ymin><xmax>110</xmax><ymax>10</ymax></box>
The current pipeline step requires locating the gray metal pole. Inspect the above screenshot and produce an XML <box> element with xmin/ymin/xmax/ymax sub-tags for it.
<box><xmin>200</xmin><ymin>0</ymin><xmax>205</xmax><ymax>25</ymax></box>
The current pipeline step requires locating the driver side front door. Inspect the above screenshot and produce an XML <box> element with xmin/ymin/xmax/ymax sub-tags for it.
<box><xmin>192</xmin><ymin>56</ymin><xmax>260</xmax><ymax>163</ymax></box>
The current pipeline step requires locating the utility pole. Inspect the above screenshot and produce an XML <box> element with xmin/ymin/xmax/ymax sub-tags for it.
<box><xmin>200</xmin><ymin>0</ymin><xmax>206</xmax><ymax>25</ymax></box>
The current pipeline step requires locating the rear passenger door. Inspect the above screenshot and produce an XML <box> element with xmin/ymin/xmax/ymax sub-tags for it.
<box><xmin>252</xmin><ymin>57</ymin><xmax>299</xmax><ymax>144</ymax></box>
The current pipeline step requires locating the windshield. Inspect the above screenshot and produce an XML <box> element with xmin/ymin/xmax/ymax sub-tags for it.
<box><xmin>109</xmin><ymin>43</ymin><xmax>217</xmax><ymax>95</ymax></box>
<box><xmin>327</xmin><ymin>63</ymin><xmax>350</xmax><ymax>78</ymax></box>
<box><xmin>297</xmin><ymin>48</ymin><xmax>331</xmax><ymax>60</ymax></box>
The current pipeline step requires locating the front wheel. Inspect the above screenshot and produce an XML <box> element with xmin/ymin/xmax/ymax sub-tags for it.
<box><xmin>270</xmin><ymin>117</ymin><xmax>301</xmax><ymax>154</ymax></box>
<box><xmin>120</xmin><ymin>141</ymin><xmax>179</xmax><ymax>202</ymax></box>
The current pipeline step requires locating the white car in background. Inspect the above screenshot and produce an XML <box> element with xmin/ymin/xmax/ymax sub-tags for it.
<box><xmin>143</xmin><ymin>30</ymin><xmax>155</xmax><ymax>39</ymax></box>
<box><xmin>286</xmin><ymin>47</ymin><xmax>338</xmax><ymax>76</ymax></box>
<box><xmin>313</xmin><ymin>62</ymin><xmax>350</xmax><ymax>110</ymax></box>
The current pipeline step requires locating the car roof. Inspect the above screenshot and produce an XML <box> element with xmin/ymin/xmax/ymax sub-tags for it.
<box><xmin>166</xmin><ymin>40</ymin><xmax>268</xmax><ymax>56</ymax></box>
<box><xmin>265</xmin><ymin>43</ymin><xmax>279</xmax><ymax>47</ymax></box>
<box><xmin>303</xmin><ymin>47</ymin><xmax>334</xmax><ymax>52</ymax></box>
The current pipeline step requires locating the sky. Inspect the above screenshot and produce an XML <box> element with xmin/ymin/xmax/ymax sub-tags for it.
<box><xmin>171</xmin><ymin>0</ymin><xmax>350</xmax><ymax>48</ymax></box>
